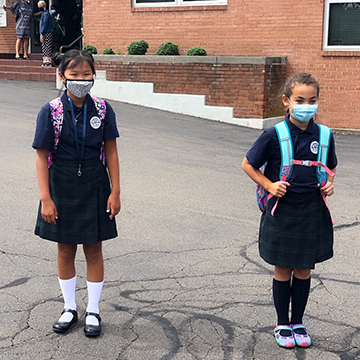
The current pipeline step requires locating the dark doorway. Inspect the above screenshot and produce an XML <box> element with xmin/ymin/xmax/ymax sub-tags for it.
<box><xmin>30</xmin><ymin>0</ymin><xmax>82</xmax><ymax>54</ymax></box>
<box><xmin>55</xmin><ymin>0</ymin><xmax>82</xmax><ymax>50</ymax></box>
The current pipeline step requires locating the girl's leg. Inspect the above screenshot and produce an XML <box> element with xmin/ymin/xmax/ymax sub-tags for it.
<box><xmin>83</xmin><ymin>242</ymin><xmax>104</xmax><ymax>326</ymax></box>
<box><xmin>15</xmin><ymin>38</ymin><xmax>21</xmax><ymax>58</ymax></box>
<box><xmin>57</xmin><ymin>243</ymin><xmax>78</xmax><ymax>322</ymax></box>
<box><xmin>291</xmin><ymin>269</ymin><xmax>311</xmax><ymax>325</ymax></box>
<box><xmin>83</xmin><ymin>242</ymin><xmax>104</xmax><ymax>282</ymax></box>
<box><xmin>23</xmin><ymin>38</ymin><xmax>29</xmax><ymax>58</ymax></box>
<box><xmin>273</xmin><ymin>266</ymin><xmax>293</xmax><ymax>325</ymax></box>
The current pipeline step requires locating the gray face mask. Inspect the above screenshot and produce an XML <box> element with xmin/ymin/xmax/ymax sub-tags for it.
<box><xmin>65</xmin><ymin>79</ymin><xmax>94</xmax><ymax>98</ymax></box>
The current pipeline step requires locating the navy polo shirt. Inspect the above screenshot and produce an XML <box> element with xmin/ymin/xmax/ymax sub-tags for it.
<box><xmin>246</xmin><ymin>118</ymin><xmax>337</xmax><ymax>193</ymax></box>
<box><xmin>32</xmin><ymin>92</ymin><xmax>119</xmax><ymax>161</ymax></box>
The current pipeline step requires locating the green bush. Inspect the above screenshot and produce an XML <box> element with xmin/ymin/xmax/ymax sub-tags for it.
<box><xmin>102</xmin><ymin>48</ymin><xmax>115</xmax><ymax>55</ymax></box>
<box><xmin>155</xmin><ymin>42</ymin><xmax>179</xmax><ymax>56</ymax></box>
<box><xmin>187</xmin><ymin>47</ymin><xmax>207</xmax><ymax>56</ymax></box>
<box><xmin>127</xmin><ymin>40</ymin><xmax>149</xmax><ymax>55</ymax></box>
<box><xmin>82</xmin><ymin>45</ymin><xmax>97</xmax><ymax>55</ymax></box>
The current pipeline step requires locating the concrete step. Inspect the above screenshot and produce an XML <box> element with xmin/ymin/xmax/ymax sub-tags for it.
<box><xmin>0</xmin><ymin>53</ymin><xmax>43</xmax><ymax>61</ymax></box>
<box><xmin>0</xmin><ymin>56</ymin><xmax>56</xmax><ymax>82</ymax></box>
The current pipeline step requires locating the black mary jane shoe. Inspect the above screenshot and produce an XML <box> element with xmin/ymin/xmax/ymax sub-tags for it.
<box><xmin>84</xmin><ymin>312</ymin><xmax>102</xmax><ymax>337</ymax></box>
<box><xmin>53</xmin><ymin>309</ymin><xmax>78</xmax><ymax>333</ymax></box>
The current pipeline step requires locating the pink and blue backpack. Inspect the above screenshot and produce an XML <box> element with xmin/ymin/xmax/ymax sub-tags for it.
<box><xmin>47</xmin><ymin>96</ymin><xmax>107</xmax><ymax>168</ymax></box>
<box><xmin>256</xmin><ymin>121</ymin><xmax>335</xmax><ymax>222</ymax></box>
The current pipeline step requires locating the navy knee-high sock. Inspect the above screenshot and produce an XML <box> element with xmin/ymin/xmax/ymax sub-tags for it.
<box><xmin>291</xmin><ymin>276</ymin><xmax>311</xmax><ymax>325</ymax></box>
<box><xmin>273</xmin><ymin>278</ymin><xmax>291</xmax><ymax>326</ymax></box>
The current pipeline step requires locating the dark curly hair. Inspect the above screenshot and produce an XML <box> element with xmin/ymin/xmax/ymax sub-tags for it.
<box><xmin>52</xmin><ymin>49</ymin><xmax>96</xmax><ymax>76</ymax></box>
<box><xmin>283</xmin><ymin>73</ymin><xmax>320</xmax><ymax>99</ymax></box>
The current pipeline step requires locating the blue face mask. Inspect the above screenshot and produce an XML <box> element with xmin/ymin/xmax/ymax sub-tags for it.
<box><xmin>51</xmin><ymin>9</ymin><xmax>56</xmax><ymax>14</ymax></box>
<box><xmin>288</xmin><ymin>99</ymin><xmax>318</xmax><ymax>123</ymax></box>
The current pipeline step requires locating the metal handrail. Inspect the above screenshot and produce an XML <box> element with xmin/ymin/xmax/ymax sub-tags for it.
<box><xmin>59</xmin><ymin>33</ymin><xmax>83</xmax><ymax>53</ymax></box>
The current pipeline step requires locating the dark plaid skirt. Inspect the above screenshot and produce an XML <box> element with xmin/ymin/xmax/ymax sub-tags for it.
<box><xmin>259</xmin><ymin>191</ymin><xmax>333</xmax><ymax>269</ymax></box>
<box><xmin>35</xmin><ymin>158</ymin><xmax>118</xmax><ymax>244</ymax></box>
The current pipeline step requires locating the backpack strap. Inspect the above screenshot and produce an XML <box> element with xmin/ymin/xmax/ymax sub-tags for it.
<box><xmin>270</xmin><ymin>121</ymin><xmax>294</xmax><ymax>215</ymax></box>
<box><xmin>274</xmin><ymin>121</ymin><xmax>293</xmax><ymax>182</ymax></box>
<box><xmin>317</xmin><ymin>124</ymin><xmax>334</xmax><ymax>225</ymax></box>
<box><xmin>48</xmin><ymin>97</ymin><xmax>64</xmax><ymax>167</ymax></box>
<box><xmin>91</xmin><ymin>96</ymin><xmax>107</xmax><ymax>166</ymax></box>
<box><xmin>317</xmin><ymin>124</ymin><xmax>332</xmax><ymax>186</ymax></box>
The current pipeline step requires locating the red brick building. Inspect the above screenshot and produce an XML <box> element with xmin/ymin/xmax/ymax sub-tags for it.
<box><xmin>1</xmin><ymin>0</ymin><xmax>359</xmax><ymax>129</ymax></box>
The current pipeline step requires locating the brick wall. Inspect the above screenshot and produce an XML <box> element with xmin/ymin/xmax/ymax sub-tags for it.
<box><xmin>95</xmin><ymin>56</ymin><xmax>287</xmax><ymax>119</ymax></box>
<box><xmin>82</xmin><ymin>0</ymin><xmax>360</xmax><ymax>129</ymax></box>
<box><xmin>0</xmin><ymin>8</ymin><xmax>16</xmax><ymax>53</ymax></box>
<box><xmin>1</xmin><ymin>0</ymin><xmax>359</xmax><ymax>128</ymax></box>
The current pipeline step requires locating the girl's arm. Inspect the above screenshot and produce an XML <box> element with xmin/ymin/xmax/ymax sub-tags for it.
<box><xmin>242</xmin><ymin>157</ymin><xmax>290</xmax><ymax>198</ymax></box>
<box><xmin>320</xmin><ymin>168</ymin><xmax>336</xmax><ymax>196</ymax></box>
<box><xmin>104</xmin><ymin>139</ymin><xmax>121</xmax><ymax>220</ymax></box>
<box><xmin>36</xmin><ymin>148</ymin><xmax>58</xmax><ymax>224</ymax></box>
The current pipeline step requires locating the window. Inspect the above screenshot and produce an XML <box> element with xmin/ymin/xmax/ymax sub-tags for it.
<box><xmin>323</xmin><ymin>1</ymin><xmax>360</xmax><ymax>50</ymax></box>
<box><xmin>134</xmin><ymin>0</ymin><xmax>226</xmax><ymax>8</ymax></box>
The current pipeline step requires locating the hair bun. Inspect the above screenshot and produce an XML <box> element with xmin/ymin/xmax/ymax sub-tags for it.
<box><xmin>51</xmin><ymin>52</ymin><xmax>64</xmax><ymax>67</ymax></box>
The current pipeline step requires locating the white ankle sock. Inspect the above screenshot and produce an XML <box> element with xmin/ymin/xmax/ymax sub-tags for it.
<box><xmin>58</xmin><ymin>276</ymin><xmax>77</xmax><ymax>322</ymax></box>
<box><xmin>86</xmin><ymin>281</ymin><xmax>103</xmax><ymax>326</ymax></box>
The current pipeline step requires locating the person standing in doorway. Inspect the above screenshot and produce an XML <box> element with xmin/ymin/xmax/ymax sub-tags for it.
<box><xmin>50</xmin><ymin>4</ymin><xmax>65</xmax><ymax>53</ymax></box>
<box><xmin>38</xmin><ymin>1</ymin><xmax>53</xmax><ymax>67</ymax></box>
<box><xmin>2</xmin><ymin>0</ymin><xmax>32</xmax><ymax>59</ymax></box>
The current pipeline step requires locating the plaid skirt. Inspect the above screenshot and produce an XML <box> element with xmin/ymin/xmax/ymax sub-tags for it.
<box><xmin>259</xmin><ymin>191</ymin><xmax>333</xmax><ymax>269</ymax></box>
<box><xmin>35</xmin><ymin>158</ymin><xmax>118</xmax><ymax>244</ymax></box>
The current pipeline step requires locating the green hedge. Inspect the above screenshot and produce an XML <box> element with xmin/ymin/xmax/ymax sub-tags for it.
<box><xmin>82</xmin><ymin>45</ymin><xmax>98</xmax><ymax>55</ymax></box>
<box><xmin>102</xmin><ymin>48</ymin><xmax>115</xmax><ymax>55</ymax></box>
<box><xmin>156</xmin><ymin>42</ymin><xmax>179</xmax><ymax>56</ymax></box>
<box><xmin>187</xmin><ymin>47</ymin><xmax>207</xmax><ymax>56</ymax></box>
<box><xmin>127</xmin><ymin>40</ymin><xmax>149</xmax><ymax>55</ymax></box>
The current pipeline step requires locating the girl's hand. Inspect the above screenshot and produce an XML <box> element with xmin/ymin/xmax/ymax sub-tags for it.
<box><xmin>40</xmin><ymin>34</ymin><xmax>43</xmax><ymax>43</ymax></box>
<box><xmin>106</xmin><ymin>192</ymin><xmax>121</xmax><ymax>220</ymax></box>
<box><xmin>320</xmin><ymin>181</ymin><xmax>334</xmax><ymax>197</ymax></box>
<box><xmin>41</xmin><ymin>198</ymin><xmax>58</xmax><ymax>224</ymax></box>
<box><xmin>268</xmin><ymin>181</ymin><xmax>290</xmax><ymax>198</ymax></box>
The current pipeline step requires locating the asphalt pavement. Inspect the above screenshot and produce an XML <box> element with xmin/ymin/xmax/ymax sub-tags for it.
<box><xmin>0</xmin><ymin>80</ymin><xmax>359</xmax><ymax>360</ymax></box>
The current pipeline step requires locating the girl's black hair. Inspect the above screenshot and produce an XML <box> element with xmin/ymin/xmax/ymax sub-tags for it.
<box><xmin>52</xmin><ymin>49</ymin><xmax>96</xmax><ymax>75</ymax></box>
<box><xmin>283</xmin><ymin>72</ymin><xmax>320</xmax><ymax>98</ymax></box>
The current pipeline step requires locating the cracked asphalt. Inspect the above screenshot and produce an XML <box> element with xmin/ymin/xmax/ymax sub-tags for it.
<box><xmin>0</xmin><ymin>80</ymin><xmax>359</xmax><ymax>360</ymax></box>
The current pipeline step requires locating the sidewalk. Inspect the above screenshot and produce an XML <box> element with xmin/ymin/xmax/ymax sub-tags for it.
<box><xmin>0</xmin><ymin>80</ymin><xmax>359</xmax><ymax>360</ymax></box>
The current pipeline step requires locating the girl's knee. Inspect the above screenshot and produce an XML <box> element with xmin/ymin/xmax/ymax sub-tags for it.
<box><xmin>58</xmin><ymin>244</ymin><xmax>77</xmax><ymax>262</ymax></box>
<box><xmin>274</xmin><ymin>266</ymin><xmax>293</xmax><ymax>281</ymax></box>
<box><xmin>293</xmin><ymin>268</ymin><xmax>311</xmax><ymax>279</ymax></box>
<box><xmin>83</xmin><ymin>243</ymin><xmax>103</xmax><ymax>263</ymax></box>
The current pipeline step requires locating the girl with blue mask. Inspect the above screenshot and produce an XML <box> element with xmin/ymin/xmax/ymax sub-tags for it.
<box><xmin>242</xmin><ymin>73</ymin><xmax>337</xmax><ymax>350</ymax></box>
<box><xmin>283</xmin><ymin>79</ymin><xmax>319</xmax><ymax>126</ymax></box>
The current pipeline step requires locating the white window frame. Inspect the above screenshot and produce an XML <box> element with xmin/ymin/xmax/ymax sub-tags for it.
<box><xmin>323</xmin><ymin>0</ymin><xmax>360</xmax><ymax>51</ymax></box>
<box><xmin>133</xmin><ymin>0</ymin><xmax>227</xmax><ymax>8</ymax></box>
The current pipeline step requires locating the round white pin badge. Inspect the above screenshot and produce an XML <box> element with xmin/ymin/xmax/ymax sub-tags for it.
<box><xmin>310</xmin><ymin>141</ymin><xmax>319</xmax><ymax>154</ymax></box>
<box><xmin>90</xmin><ymin>116</ymin><xmax>101</xmax><ymax>129</ymax></box>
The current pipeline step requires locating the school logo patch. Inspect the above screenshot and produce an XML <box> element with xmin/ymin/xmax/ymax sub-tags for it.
<box><xmin>90</xmin><ymin>116</ymin><xmax>101</xmax><ymax>129</ymax></box>
<box><xmin>310</xmin><ymin>141</ymin><xmax>319</xmax><ymax>154</ymax></box>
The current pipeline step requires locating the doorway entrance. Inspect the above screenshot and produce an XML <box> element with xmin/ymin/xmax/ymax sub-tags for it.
<box><xmin>30</xmin><ymin>0</ymin><xmax>82</xmax><ymax>53</ymax></box>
